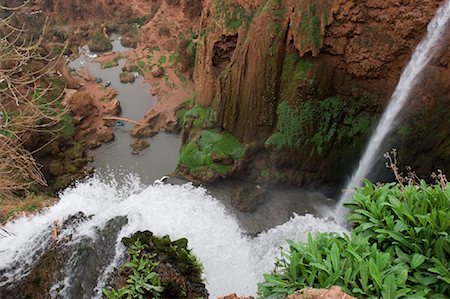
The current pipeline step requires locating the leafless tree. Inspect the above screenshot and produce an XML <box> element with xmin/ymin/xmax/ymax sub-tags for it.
<box><xmin>0</xmin><ymin>1</ymin><xmax>67</xmax><ymax>198</ymax></box>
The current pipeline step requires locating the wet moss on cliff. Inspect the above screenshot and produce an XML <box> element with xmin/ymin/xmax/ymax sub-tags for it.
<box><xmin>212</xmin><ymin>0</ymin><xmax>255</xmax><ymax>31</ymax></box>
<box><xmin>266</xmin><ymin>97</ymin><xmax>377</xmax><ymax>155</ymax></box>
<box><xmin>290</xmin><ymin>0</ymin><xmax>332</xmax><ymax>56</ymax></box>
<box><xmin>177</xmin><ymin>102</ymin><xmax>244</xmax><ymax>180</ymax></box>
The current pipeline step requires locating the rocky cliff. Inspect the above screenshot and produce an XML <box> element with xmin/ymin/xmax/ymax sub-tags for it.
<box><xmin>35</xmin><ymin>0</ymin><xmax>450</xmax><ymax>187</ymax></box>
<box><xmin>185</xmin><ymin>0</ymin><xmax>450</xmax><ymax>187</ymax></box>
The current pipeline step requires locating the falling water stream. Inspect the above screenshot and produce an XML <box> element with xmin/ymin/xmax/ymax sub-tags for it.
<box><xmin>336</xmin><ymin>0</ymin><xmax>450</xmax><ymax>221</ymax></box>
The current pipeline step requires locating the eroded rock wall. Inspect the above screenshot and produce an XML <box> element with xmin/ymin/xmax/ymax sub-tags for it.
<box><xmin>193</xmin><ymin>0</ymin><xmax>449</xmax><ymax>186</ymax></box>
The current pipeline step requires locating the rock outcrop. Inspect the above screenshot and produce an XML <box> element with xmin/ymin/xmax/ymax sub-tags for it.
<box><xmin>188</xmin><ymin>0</ymin><xmax>450</xmax><ymax>187</ymax></box>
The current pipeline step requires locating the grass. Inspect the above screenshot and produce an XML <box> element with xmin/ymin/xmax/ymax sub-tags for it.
<box><xmin>158</xmin><ymin>55</ymin><xmax>166</xmax><ymax>65</ymax></box>
<box><xmin>1</xmin><ymin>194</ymin><xmax>56</xmax><ymax>223</ymax></box>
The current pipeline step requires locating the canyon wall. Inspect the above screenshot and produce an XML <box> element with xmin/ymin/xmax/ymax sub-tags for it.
<box><xmin>190</xmin><ymin>0</ymin><xmax>450</xmax><ymax>186</ymax></box>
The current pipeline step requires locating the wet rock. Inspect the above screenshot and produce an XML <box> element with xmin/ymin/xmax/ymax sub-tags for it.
<box><xmin>49</xmin><ymin>160</ymin><xmax>65</xmax><ymax>176</ymax></box>
<box><xmin>120</xmin><ymin>32</ymin><xmax>138</xmax><ymax>48</ymax></box>
<box><xmin>63</xmin><ymin>91</ymin><xmax>95</xmax><ymax>119</ymax></box>
<box><xmin>287</xmin><ymin>286</ymin><xmax>356</xmax><ymax>299</ymax></box>
<box><xmin>231</xmin><ymin>183</ymin><xmax>267</xmax><ymax>212</ymax></box>
<box><xmin>131</xmin><ymin>138</ymin><xmax>149</xmax><ymax>154</ymax></box>
<box><xmin>119</xmin><ymin>71</ymin><xmax>135</xmax><ymax>83</ymax></box>
<box><xmin>106</xmin><ymin>231</ymin><xmax>208</xmax><ymax>299</ymax></box>
<box><xmin>97</xmin><ymin>126</ymin><xmax>114</xmax><ymax>143</ymax></box>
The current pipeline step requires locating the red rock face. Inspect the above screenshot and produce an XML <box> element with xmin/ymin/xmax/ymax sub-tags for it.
<box><xmin>191</xmin><ymin>0</ymin><xmax>450</xmax><ymax>184</ymax></box>
<box><xmin>197</xmin><ymin>0</ymin><xmax>448</xmax><ymax>140</ymax></box>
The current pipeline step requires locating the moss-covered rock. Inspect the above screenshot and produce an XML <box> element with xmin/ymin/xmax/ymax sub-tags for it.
<box><xmin>105</xmin><ymin>231</ymin><xmax>208</xmax><ymax>299</ymax></box>
<box><xmin>88</xmin><ymin>32</ymin><xmax>112</xmax><ymax>52</ymax></box>
<box><xmin>119</xmin><ymin>71</ymin><xmax>136</xmax><ymax>83</ymax></box>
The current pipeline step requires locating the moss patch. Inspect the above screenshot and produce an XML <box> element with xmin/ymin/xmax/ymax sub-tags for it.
<box><xmin>179</xmin><ymin>129</ymin><xmax>244</xmax><ymax>175</ymax></box>
<box><xmin>100</xmin><ymin>54</ymin><xmax>123</xmax><ymax>69</ymax></box>
<box><xmin>212</xmin><ymin>0</ymin><xmax>255</xmax><ymax>31</ymax></box>
<box><xmin>266</xmin><ymin>97</ymin><xmax>377</xmax><ymax>154</ymax></box>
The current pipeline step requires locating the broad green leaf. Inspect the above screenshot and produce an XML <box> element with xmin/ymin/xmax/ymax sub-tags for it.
<box><xmin>411</xmin><ymin>254</ymin><xmax>427</xmax><ymax>269</ymax></box>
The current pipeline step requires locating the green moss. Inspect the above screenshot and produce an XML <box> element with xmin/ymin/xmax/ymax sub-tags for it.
<box><xmin>100</xmin><ymin>54</ymin><xmax>122</xmax><ymax>69</ymax></box>
<box><xmin>296</xmin><ymin>1</ymin><xmax>331</xmax><ymax>53</ymax></box>
<box><xmin>178</xmin><ymin>129</ymin><xmax>244</xmax><ymax>175</ymax></box>
<box><xmin>212</xmin><ymin>0</ymin><xmax>255</xmax><ymax>31</ymax></box>
<box><xmin>266</xmin><ymin>97</ymin><xmax>376</xmax><ymax>155</ymax></box>
<box><xmin>183</xmin><ymin>103</ymin><xmax>216</xmax><ymax>128</ymax></box>
<box><xmin>157</xmin><ymin>55</ymin><xmax>167</xmax><ymax>65</ymax></box>
<box><xmin>280</xmin><ymin>53</ymin><xmax>314</xmax><ymax>100</ymax></box>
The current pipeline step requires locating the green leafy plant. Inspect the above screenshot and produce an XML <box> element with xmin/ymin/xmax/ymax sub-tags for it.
<box><xmin>259</xmin><ymin>232</ymin><xmax>412</xmax><ymax>299</ymax></box>
<box><xmin>102</xmin><ymin>240</ymin><xmax>163</xmax><ymax>299</ymax></box>
<box><xmin>346</xmin><ymin>179</ymin><xmax>450</xmax><ymax>297</ymax></box>
<box><xmin>259</xmin><ymin>165</ymin><xmax>450</xmax><ymax>298</ymax></box>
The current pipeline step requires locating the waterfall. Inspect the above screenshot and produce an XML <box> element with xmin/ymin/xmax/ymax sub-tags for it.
<box><xmin>335</xmin><ymin>0</ymin><xmax>450</xmax><ymax>221</ymax></box>
<box><xmin>0</xmin><ymin>175</ymin><xmax>346</xmax><ymax>298</ymax></box>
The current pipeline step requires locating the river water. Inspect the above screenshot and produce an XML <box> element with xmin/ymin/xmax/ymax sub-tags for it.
<box><xmin>68</xmin><ymin>35</ymin><xmax>181</xmax><ymax>184</ymax></box>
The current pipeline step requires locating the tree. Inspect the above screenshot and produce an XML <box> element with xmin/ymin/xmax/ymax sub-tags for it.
<box><xmin>0</xmin><ymin>1</ymin><xmax>66</xmax><ymax>198</ymax></box>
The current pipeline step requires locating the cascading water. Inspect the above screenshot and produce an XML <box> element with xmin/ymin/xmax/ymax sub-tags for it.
<box><xmin>0</xmin><ymin>175</ymin><xmax>346</xmax><ymax>298</ymax></box>
<box><xmin>335</xmin><ymin>0</ymin><xmax>450</xmax><ymax>221</ymax></box>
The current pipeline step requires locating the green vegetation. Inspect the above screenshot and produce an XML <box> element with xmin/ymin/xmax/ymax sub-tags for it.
<box><xmin>259</xmin><ymin>178</ymin><xmax>450</xmax><ymax>298</ymax></box>
<box><xmin>1</xmin><ymin>194</ymin><xmax>56</xmax><ymax>223</ymax></box>
<box><xmin>88</xmin><ymin>32</ymin><xmax>112</xmax><ymax>52</ymax></box>
<box><xmin>157</xmin><ymin>55</ymin><xmax>167</xmax><ymax>65</ymax></box>
<box><xmin>296</xmin><ymin>2</ymin><xmax>330</xmax><ymax>53</ymax></box>
<box><xmin>212</xmin><ymin>0</ymin><xmax>254</xmax><ymax>31</ymax></box>
<box><xmin>182</xmin><ymin>103</ymin><xmax>216</xmax><ymax>129</ymax></box>
<box><xmin>103</xmin><ymin>240</ymin><xmax>163</xmax><ymax>299</ymax></box>
<box><xmin>279</xmin><ymin>53</ymin><xmax>314</xmax><ymax>100</ymax></box>
<box><xmin>101</xmin><ymin>54</ymin><xmax>123</xmax><ymax>69</ymax></box>
<box><xmin>103</xmin><ymin>231</ymin><xmax>206</xmax><ymax>299</ymax></box>
<box><xmin>179</xmin><ymin>129</ymin><xmax>244</xmax><ymax>175</ymax></box>
<box><xmin>266</xmin><ymin>98</ymin><xmax>375</xmax><ymax>154</ymax></box>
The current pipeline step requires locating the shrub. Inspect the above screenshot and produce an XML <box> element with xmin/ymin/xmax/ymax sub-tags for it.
<box><xmin>259</xmin><ymin>232</ymin><xmax>412</xmax><ymax>298</ymax></box>
<box><xmin>88</xmin><ymin>32</ymin><xmax>112</xmax><ymax>52</ymax></box>
<box><xmin>184</xmin><ymin>0</ymin><xmax>203</xmax><ymax>19</ymax></box>
<box><xmin>259</xmin><ymin>178</ymin><xmax>450</xmax><ymax>298</ymax></box>
<box><xmin>346</xmin><ymin>180</ymin><xmax>450</xmax><ymax>296</ymax></box>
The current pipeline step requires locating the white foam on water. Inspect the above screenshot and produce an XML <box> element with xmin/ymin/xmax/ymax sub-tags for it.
<box><xmin>0</xmin><ymin>176</ymin><xmax>345</xmax><ymax>297</ymax></box>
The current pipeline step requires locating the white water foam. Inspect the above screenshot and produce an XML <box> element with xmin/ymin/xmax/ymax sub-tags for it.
<box><xmin>0</xmin><ymin>176</ymin><xmax>345</xmax><ymax>298</ymax></box>
<box><xmin>336</xmin><ymin>0</ymin><xmax>450</xmax><ymax>221</ymax></box>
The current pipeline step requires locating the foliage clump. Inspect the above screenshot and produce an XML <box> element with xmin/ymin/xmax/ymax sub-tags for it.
<box><xmin>103</xmin><ymin>240</ymin><xmax>163</xmax><ymax>299</ymax></box>
<box><xmin>259</xmin><ymin>167</ymin><xmax>450</xmax><ymax>298</ymax></box>
<box><xmin>88</xmin><ymin>32</ymin><xmax>113</xmax><ymax>52</ymax></box>
<box><xmin>103</xmin><ymin>231</ymin><xmax>207</xmax><ymax>299</ymax></box>
<box><xmin>212</xmin><ymin>0</ymin><xmax>254</xmax><ymax>31</ymax></box>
